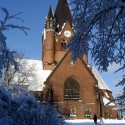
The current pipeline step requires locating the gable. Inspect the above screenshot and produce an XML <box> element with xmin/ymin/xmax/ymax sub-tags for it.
<box><xmin>55</xmin><ymin>21</ymin><xmax>74</xmax><ymax>41</ymax></box>
<box><xmin>46</xmin><ymin>52</ymin><xmax>97</xmax><ymax>86</ymax></box>
<box><xmin>45</xmin><ymin>52</ymin><xmax>112</xmax><ymax>93</ymax></box>
<box><xmin>60</xmin><ymin>21</ymin><xmax>74</xmax><ymax>37</ymax></box>
<box><xmin>45</xmin><ymin>52</ymin><xmax>98</xmax><ymax>103</ymax></box>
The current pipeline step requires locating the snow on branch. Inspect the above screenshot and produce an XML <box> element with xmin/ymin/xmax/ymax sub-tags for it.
<box><xmin>0</xmin><ymin>7</ymin><xmax>29</xmax><ymax>83</ymax></box>
<box><xmin>69</xmin><ymin>0</ymin><xmax>125</xmax><ymax>109</ymax></box>
<box><xmin>69</xmin><ymin>0</ymin><xmax>125</xmax><ymax>71</ymax></box>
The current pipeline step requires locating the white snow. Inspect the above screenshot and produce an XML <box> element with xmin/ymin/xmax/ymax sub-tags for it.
<box><xmin>19</xmin><ymin>59</ymin><xmax>52</xmax><ymax>91</ymax></box>
<box><xmin>105</xmin><ymin>92</ymin><xmax>110</xmax><ymax>98</ymax></box>
<box><xmin>65</xmin><ymin>119</ymin><xmax>125</xmax><ymax>125</ymax></box>
<box><xmin>103</xmin><ymin>96</ymin><xmax>115</xmax><ymax>106</ymax></box>
<box><xmin>27</xmin><ymin>59</ymin><xmax>52</xmax><ymax>91</ymax></box>
<box><xmin>57</xmin><ymin>23</ymin><xmax>66</xmax><ymax>35</ymax></box>
<box><xmin>24</xmin><ymin>60</ymin><xmax>112</xmax><ymax>92</ymax></box>
<box><xmin>43</xmin><ymin>28</ymin><xmax>46</xmax><ymax>40</ymax></box>
<box><xmin>92</xmin><ymin>67</ymin><xmax>111</xmax><ymax>91</ymax></box>
<box><xmin>62</xmin><ymin>23</ymin><xmax>66</xmax><ymax>30</ymax></box>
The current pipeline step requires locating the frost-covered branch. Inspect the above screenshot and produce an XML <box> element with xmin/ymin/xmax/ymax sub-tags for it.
<box><xmin>5</xmin><ymin>24</ymin><xmax>29</xmax><ymax>35</ymax></box>
<box><xmin>0</xmin><ymin>7</ymin><xmax>29</xmax><ymax>84</ymax></box>
<box><xmin>69</xmin><ymin>0</ymin><xmax>125</xmax><ymax>70</ymax></box>
<box><xmin>69</xmin><ymin>0</ymin><xmax>125</xmax><ymax>109</ymax></box>
<box><xmin>0</xmin><ymin>86</ymin><xmax>66</xmax><ymax>125</ymax></box>
<box><xmin>1</xmin><ymin>7</ymin><xmax>24</xmax><ymax>23</ymax></box>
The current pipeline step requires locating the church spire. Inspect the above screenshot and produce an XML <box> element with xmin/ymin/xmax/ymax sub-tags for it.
<box><xmin>47</xmin><ymin>6</ymin><xmax>54</xmax><ymax>20</ymax></box>
<box><xmin>55</xmin><ymin>0</ymin><xmax>72</xmax><ymax>32</ymax></box>
<box><xmin>45</xmin><ymin>6</ymin><xmax>55</xmax><ymax>29</ymax></box>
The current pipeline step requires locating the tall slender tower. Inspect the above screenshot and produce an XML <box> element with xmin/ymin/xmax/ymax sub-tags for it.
<box><xmin>42</xmin><ymin>6</ymin><xmax>55</xmax><ymax>70</ymax></box>
<box><xmin>42</xmin><ymin>0</ymin><xmax>88</xmax><ymax>70</ymax></box>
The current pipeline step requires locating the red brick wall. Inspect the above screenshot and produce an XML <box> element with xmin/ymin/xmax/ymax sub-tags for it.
<box><xmin>42</xmin><ymin>21</ymin><xmax>118</xmax><ymax>119</ymax></box>
<box><xmin>45</xmin><ymin>53</ymin><xmax>102</xmax><ymax>119</ymax></box>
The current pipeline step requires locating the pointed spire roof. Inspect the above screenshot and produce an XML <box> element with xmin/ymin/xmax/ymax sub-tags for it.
<box><xmin>47</xmin><ymin>6</ymin><xmax>54</xmax><ymax>20</ymax></box>
<box><xmin>55</xmin><ymin>0</ymin><xmax>72</xmax><ymax>32</ymax></box>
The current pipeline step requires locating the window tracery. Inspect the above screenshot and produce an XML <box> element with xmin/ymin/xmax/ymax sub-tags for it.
<box><xmin>64</xmin><ymin>77</ymin><xmax>80</xmax><ymax>100</ymax></box>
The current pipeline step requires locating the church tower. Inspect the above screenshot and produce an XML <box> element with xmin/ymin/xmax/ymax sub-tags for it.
<box><xmin>42</xmin><ymin>0</ymin><xmax>74</xmax><ymax>70</ymax></box>
<box><xmin>42</xmin><ymin>0</ymin><xmax>89</xmax><ymax>70</ymax></box>
<box><xmin>42</xmin><ymin>6</ymin><xmax>56</xmax><ymax>70</ymax></box>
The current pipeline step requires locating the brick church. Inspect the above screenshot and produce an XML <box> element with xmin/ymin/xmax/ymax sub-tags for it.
<box><xmin>40</xmin><ymin>0</ymin><xmax>117</xmax><ymax>119</ymax></box>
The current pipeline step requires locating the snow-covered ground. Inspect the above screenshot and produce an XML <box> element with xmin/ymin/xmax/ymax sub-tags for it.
<box><xmin>65</xmin><ymin>119</ymin><xmax>125</xmax><ymax>125</ymax></box>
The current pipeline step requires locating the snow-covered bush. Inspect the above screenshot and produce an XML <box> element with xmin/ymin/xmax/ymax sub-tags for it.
<box><xmin>0</xmin><ymin>86</ymin><xmax>66</xmax><ymax>125</ymax></box>
<box><xmin>0</xmin><ymin>7</ymin><xmax>66</xmax><ymax>125</ymax></box>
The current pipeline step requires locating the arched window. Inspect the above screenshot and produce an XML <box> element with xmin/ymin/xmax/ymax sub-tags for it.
<box><xmin>85</xmin><ymin>108</ymin><xmax>91</xmax><ymax>117</ymax></box>
<box><xmin>70</xmin><ymin>108</ymin><xmax>76</xmax><ymax>116</ymax></box>
<box><xmin>104</xmin><ymin>110</ymin><xmax>109</xmax><ymax>119</ymax></box>
<box><xmin>64</xmin><ymin>77</ymin><xmax>80</xmax><ymax>100</ymax></box>
<box><xmin>61</xmin><ymin>40</ymin><xmax>67</xmax><ymax>49</ymax></box>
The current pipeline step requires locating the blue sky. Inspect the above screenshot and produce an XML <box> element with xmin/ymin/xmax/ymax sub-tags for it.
<box><xmin>0</xmin><ymin>0</ymin><xmax>57</xmax><ymax>60</ymax></box>
<box><xmin>0</xmin><ymin>0</ymin><xmax>123</xmax><ymax>95</ymax></box>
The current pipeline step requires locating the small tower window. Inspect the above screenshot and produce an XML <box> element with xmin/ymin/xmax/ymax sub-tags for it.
<box><xmin>50</xmin><ymin>23</ymin><xmax>53</xmax><ymax>28</ymax></box>
<box><xmin>61</xmin><ymin>40</ymin><xmax>67</xmax><ymax>49</ymax></box>
<box><xmin>64</xmin><ymin>77</ymin><xmax>80</xmax><ymax>100</ymax></box>
<box><xmin>46</xmin><ymin>23</ymin><xmax>49</xmax><ymax>29</ymax></box>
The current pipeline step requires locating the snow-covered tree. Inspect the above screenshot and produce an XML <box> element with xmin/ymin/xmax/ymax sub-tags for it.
<box><xmin>115</xmin><ymin>87</ymin><xmax>125</xmax><ymax>111</ymax></box>
<box><xmin>69</xmin><ymin>0</ymin><xmax>125</xmax><ymax>109</ymax></box>
<box><xmin>4</xmin><ymin>52</ymin><xmax>43</xmax><ymax>96</ymax></box>
<box><xmin>0</xmin><ymin>8</ymin><xmax>66</xmax><ymax>125</ymax></box>
<box><xmin>0</xmin><ymin>7</ymin><xmax>29</xmax><ymax>84</ymax></box>
<box><xmin>4</xmin><ymin>52</ymin><xmax>38</xmax><ymax>88</ymax></box>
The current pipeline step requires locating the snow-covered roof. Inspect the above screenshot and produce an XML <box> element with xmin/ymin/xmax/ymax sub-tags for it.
<box><xmin>22</xmin><ymin>59</ymin><xmax>52</xmax><ymax>91</ymax></box>
<box><xmin>57</xmin><ymin>23</ymin><xmax>66</xmax><ymax>35</ymax></box>
<box><xmin>91</xmin><ymin>67</ymin><xmax>111</xmax><ymax>91</ymax></box>
<box><xmin>103</xmin><ymin>96</ymin><xmax>115</xmax><ymax>106</ymax></box>
<box><xmin>25</xmin><ymin>60</ymin><xmax>110</xmax><ymax>92</ymax></box>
